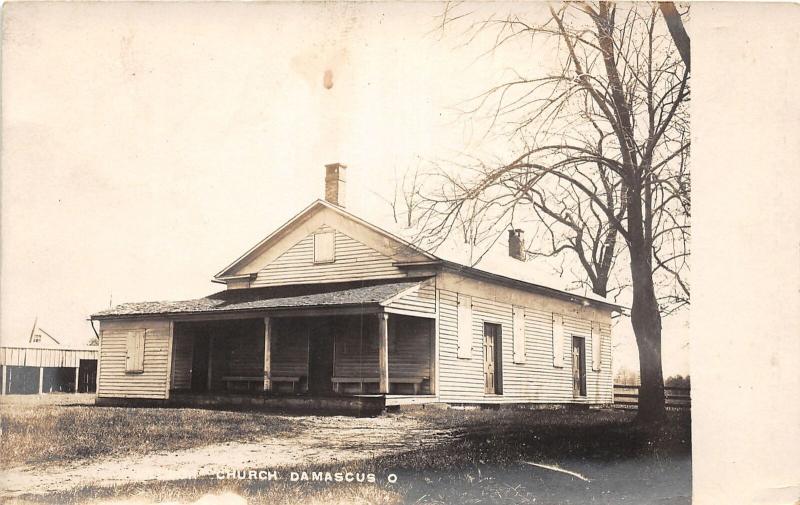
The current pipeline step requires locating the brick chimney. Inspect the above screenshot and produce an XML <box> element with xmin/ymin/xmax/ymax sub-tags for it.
<box><xmin>508</xmin><ymin>229</ymin><xmax>526</xmax><ymax>261</ymax></box>
<box><xmin>324</xmin><ymin>163</ymin><xmax>347</xmax><ymax>207</ymax></box>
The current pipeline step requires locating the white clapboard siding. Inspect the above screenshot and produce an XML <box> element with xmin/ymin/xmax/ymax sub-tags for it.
<box><xmin>384</xmin><ymin>281</ymin><xmax>436</xmax><ymax>317</ymax></box>
<box><xmin>252</xmin><ymin>226</ymin><xmax>407</xmax><ymax>287</ymax></box>
<box><xmin>170</xmin><ymin>333</ymin><xmax>193</xmax><ymax>390</ymax></box>
<box><xmin>97</xmin><ymin>320</ymin><xmax>171</xmax><ymax>399</ymax></box>
<box><xmin>439</xmin><ymin>290</ymin><xmax>484</xmax><ymax>399</ymax></box>
<box><xmin>437</xmin><ymin>288</ymin><xmax>613</xmax><ymax>405</ymax></box>
<box><xmin>0</xmin><ymin>347</ymin><xmax>98</xmax><ymax>368</ymax></box>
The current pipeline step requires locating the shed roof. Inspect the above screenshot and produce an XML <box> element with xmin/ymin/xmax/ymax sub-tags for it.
<box><xmin>91</xmin><ymin>280</ymin><xmax>424</xmax><ymax>320</ymax></box>
<box><xmin>0</xmin><ymin>346</ymin><xmax>98</xmax><ymax>367</ymax></box>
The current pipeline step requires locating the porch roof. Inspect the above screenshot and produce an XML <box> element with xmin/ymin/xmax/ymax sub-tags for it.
<box><xmin>90</xmin><ymin>280</ymin><xmax>424</xmax><ymax>320</ymax></box>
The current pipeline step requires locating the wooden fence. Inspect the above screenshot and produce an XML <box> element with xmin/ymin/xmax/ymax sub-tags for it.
<box><xmin>613</xmin><ymin>384</ymin><xmax>691</xmax><ymax>410</ymax></box>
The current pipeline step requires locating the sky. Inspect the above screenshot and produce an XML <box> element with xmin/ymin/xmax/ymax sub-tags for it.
<box><xmin>1</xmin><ymin>2</ymin><xmax>688</xmax><ymax>376</ymax></box>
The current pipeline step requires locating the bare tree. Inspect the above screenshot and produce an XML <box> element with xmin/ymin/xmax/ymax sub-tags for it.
<box><xmin>416</xmin><ymin>2</ymin><xmax>690</xmax><ymax>422</ymax></box>
<box><xmin>375</xmin><ymin>159</ymin><xmax>428</xmax><ymax>231</ymax></box>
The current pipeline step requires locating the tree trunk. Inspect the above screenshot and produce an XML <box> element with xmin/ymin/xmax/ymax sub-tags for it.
<box><xmin>659</xmin><ymin>2</ymin><xmax>690</xmax><ymax>72</ymax></box>
<box><xmin>629</xmin><ymin>244</ymin><xmax>666</xmax><ymax>423</ymax></box>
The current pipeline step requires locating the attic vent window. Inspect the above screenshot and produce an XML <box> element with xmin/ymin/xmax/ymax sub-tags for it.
<box><xmin>313</xmin><ymin>231</ymin><xmax>336</xmax><ymax>263</ymax></box>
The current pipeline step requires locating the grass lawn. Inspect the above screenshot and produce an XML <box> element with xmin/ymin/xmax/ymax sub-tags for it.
<box><xmin>0</xmin><ymin>394</ymin><xmax>300</xmax><ymax>469</ymax></box>
<box><xmin>0</xmin><ymin>395</ymin><xmax>691</xmax><ymax>505</ymax></box>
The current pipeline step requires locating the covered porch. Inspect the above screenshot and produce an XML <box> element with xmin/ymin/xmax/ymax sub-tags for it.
<box><xmin>170</xmin><ymin>312</ymin><xmax>435</xmax><ymax>399</ymax></box>
<box><xmin>159</xmin><ymin>279</ymin><xmax>436</xmax><ymax>403</ymax></box>
<box><xmin>91</xmin><ymin>279</ymin><xmax>439</xmax><ymax>412</ymax></box>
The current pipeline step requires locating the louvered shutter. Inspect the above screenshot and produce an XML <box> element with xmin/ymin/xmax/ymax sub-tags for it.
<box><xmin>512</xmin><ymin>306</ymin><xmax>526</xmax><ymax>364</ymax></box>
<box><xmin>591</xmin><ymin>322</ymin><xmax>602</xmax><ymax>371</ymax></box>
<box><xmin>457</xmin><ymin>294</ymin><xmax>473</xmax><ymax>359</ymax></box>
<box><xmin>552</xmin><ymin>314</ymin><xmax>564</xmax><ymax>367</ymax></box>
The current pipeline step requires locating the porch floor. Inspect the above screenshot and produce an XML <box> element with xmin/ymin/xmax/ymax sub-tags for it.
<box><xmin>362</xmin><ymin>394</ymin><xmax>438</xmax><ymax>406</ymax></box>
<box><xmin>165</xmin><ymin>391</ymin><xmax>438</xmax><ymax>415</ymax></box>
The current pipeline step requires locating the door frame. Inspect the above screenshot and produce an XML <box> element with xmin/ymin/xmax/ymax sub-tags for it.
<box><xmin>572</xmin><ymin>335</ymin><xmax>587</xmax><ymax>397</ymax></box>
<box><xmin>483</xmin><ymin>322</ymin><xmax>503</xmax><ymax>395</ymax></box>
<box><xmin>77</xmin><ymin>359</ymin><xmax>98</xmax><ymax>393</ymax></box>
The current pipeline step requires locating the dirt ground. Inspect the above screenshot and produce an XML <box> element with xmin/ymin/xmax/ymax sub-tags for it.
<box><xmin>1</xmin><ymin>411</ymin><xmax>454</xmax><ymax>497</ymax></box>
<box><xmin>0</xmin><ymin>394</ymin><xmax>692</xmax><ymax>504</ymax></box>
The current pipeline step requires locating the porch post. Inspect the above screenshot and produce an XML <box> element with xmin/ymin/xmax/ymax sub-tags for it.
<box><xmin>1</xmin><ymin>365</ymin><xmax>6</xmax><ymax>395</ymax></box>
<box><xmin>378</xmin><ymin>312</ymin><xmax>389</xmax><ymax>394</ymax></box>
<box><xmin>207</xmin><ymin>336</ymin><xmax>214</xmax><ymax>392</ymax></box>
<box><xmin>38</xmin><ymin>366</ymin><xmax>44</xmax><ymax>394</ymax></box>
<box><xmin>74</xmin><ymin>367</ymin><xmax>80</xmax><ymax>393</ymax></box>
<box><xmin>263</xmin><ymin>316</ymin><xmax>272</xmax><ymax>392</ymax></box>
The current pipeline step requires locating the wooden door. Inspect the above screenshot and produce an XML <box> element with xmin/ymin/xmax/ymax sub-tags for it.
<box><xmin>308</xmin><ymin>322</ymin><xmax>334</xmax><ymax>395</ymax></box>
<box><xmin>191</xmin><ymin>336</ymin><xmax>209</xmax><ymax>393</ymax></box>
<box><xmin>572</xmin><ymin>336</ymin><xmax>586</xmax><ymax>397</ymax></box>
<box><xmin>78</xmin><ymin>359</ymin><xmax>97</xmax><ymax>393</ymax></box>
<box><xmin>483</xmin><ymin>323</ymin><xmax>502</xmax><ymax>394</ymax></box>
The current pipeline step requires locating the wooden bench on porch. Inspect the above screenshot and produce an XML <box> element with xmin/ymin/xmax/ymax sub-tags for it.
<box><xmin>331</xmin><ymin>376</ymin><xmax>429</xmax><ymax>395</ymax></box>
<box><xmin>221</xmin><ymin>376</ymin><xmax>262</xmax><ymax>392</ymax></box>
<box><xmin>270</xmin><ymin>376</ymin><xmax>302</xmax><ymax>393</ymax></box>
<box><xmin>222</xmin><ymin>375</ymin><xmax>302</xmax><ymax>393</ymax></box>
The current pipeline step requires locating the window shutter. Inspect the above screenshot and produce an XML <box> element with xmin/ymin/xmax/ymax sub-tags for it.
<box><xmin>125</xmin><ymin>329</ymin><xmax>146</xmax><ymax>373</ymax></box>
<box><xmin>313</xmin><ymin>232</ymin><xmax>336</xmax><ymax>263</ymax></box>
<box><xmin>552</xmin><ymin>314</ymin><xmax>564</xmax><ymax>367</ymax></box>
<box><xmin>512</xmin><ymin>306</ymin><xmax>526</xmax><ymax>364</ymax></box>
<box><xmin>457</xmin><ymin>294</ymin><xmax>473</xmax><ymax>359</ymax></box>
<box><xmin>591</xmin><ymin>322</ymin><xmax>602</xmax><ymax>371</ymax></box>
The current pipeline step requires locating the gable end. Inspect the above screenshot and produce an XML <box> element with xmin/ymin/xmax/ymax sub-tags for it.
<box><xmin>252</xmin><ymin>226</ymin><xmax>409</xmax><ymax>287</ymax></box>
<box><xmin>215</xmin><ymin>200</ymin><xmax>433</xmax><ymax>286</ymax></box>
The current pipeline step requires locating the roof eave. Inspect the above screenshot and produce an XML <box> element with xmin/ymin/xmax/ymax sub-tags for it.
<box><xmin>440</xmin><ymin>260</ymin><xmax>624</xmax><ymax>312</ymax></box>
<box><xmin>90</xmin><ymin>300</ymin><xmax>387</xmax><ymax>321</ymax></box>
<box><xmin>213</xmin><ymin>200</ymin><xmax>324</xmax><ymax>279</ymax></box>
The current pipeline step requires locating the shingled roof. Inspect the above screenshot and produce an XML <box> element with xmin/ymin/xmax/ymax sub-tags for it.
<box><xmin>91</xmin><ymin>280</ymin><xmax>423</xmax><ymax>320</ymax></box>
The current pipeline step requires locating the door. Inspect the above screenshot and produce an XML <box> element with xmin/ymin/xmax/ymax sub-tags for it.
<box><xmin>78</xmin><ymin>359</ymin><xmax>97</xmax><ymax>393</ymax></box>
<box><xmin>308</xmin><ymin>322</ymin><xmax>334</xmax><ymax>394</ymax></box>
<box><xmin>191</xmin><ymin>336</ymin><xmax>210</xmax><ymax>392</ymax></box>
<box><xmin>484</xmin><ymin>323</ymin><xmax>502</xmax><ymax>394</ymax></box>
<box><xmin>572</xmin><ymin>336</ymin><xmax>587</xmax><ymax>397</ymax></box>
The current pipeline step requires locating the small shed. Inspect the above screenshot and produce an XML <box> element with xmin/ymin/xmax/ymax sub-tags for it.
<box><xmin>0</xmin><ymin>346</ymin><xmax>99</xmax><ymax>395</ymax></box>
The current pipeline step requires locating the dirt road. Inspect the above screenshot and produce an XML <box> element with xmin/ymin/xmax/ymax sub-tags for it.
<box><xmin>1</xmin><ymin>414</ymin><xmax>454</xmax><ymax>497</ymax></box>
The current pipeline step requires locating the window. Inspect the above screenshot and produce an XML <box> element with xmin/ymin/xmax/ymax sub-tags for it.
<box><xmin>125</xmin><ymin>329</ymin><xmax>146</xmax><ymax>374</ymax></box>
<box><xmin>313</xmin><ymin>232</ymin><xmax>335</xmax><ymax>263</ymax></box>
